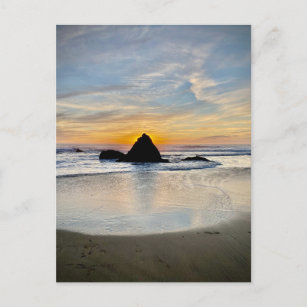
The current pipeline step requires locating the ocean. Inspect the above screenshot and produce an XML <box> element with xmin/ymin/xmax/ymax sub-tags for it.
<box><xmin>56</xmin><ymin>144</ymin><xmax>251</xmax><ymax>177</ymax></box>
<box><xmin>57</xmin><ymin>144</ymin><xmax>251</xmax><ymax>235</ymax></box>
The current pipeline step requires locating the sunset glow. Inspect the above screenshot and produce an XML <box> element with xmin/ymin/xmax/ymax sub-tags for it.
<box><xmin>57</xmin><ymin>26</ymin><xmax>250</xmax><ymax>145</ymax></box>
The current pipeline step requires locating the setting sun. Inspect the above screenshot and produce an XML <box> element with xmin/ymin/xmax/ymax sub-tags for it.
<box><xmin>57</xmin><ymin>26</ymin><xmax>250</xmax><ymax>145</ymax></box>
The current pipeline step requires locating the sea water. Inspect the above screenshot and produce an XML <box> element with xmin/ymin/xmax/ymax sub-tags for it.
<box><xmin>57</xmin><ymin>144</ymin><xmax>251</xmax><ymax>176</ymax></box>
<box><xmin>56</xmin><ymin>144</ymin><xmax>251</xmax><ymax>235</ymax></box>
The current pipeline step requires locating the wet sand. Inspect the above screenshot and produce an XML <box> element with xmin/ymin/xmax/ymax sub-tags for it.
<box><xmin>57</xmin><ymin>213</ymin><xmax>250</xmax><ymax>282</ymax></box>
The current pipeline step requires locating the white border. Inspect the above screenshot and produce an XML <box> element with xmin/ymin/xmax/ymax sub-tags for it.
<box><xmin>1</xmin><ymin>0</ymin><xmax>307</xmax><ymax>306</ymax></box>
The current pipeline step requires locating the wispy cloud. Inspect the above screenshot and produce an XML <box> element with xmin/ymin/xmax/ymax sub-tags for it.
<box><xmin>57</xmin><ymin>25</ymin><xmax>251</xmax><ymax>144</ymax></box>
<box><xmin>57</xmin><ymin>85</ymin><xmax>137</xmax><ymax>99</ymax></box>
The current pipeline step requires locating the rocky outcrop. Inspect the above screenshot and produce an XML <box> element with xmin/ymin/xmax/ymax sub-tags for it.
<box><xmin>182</xmin><ymin>155</ymin><xmax>211</xmax><ymax>162</ymax></box>
<box><xmin>118</xmin><ymin>133</ymin><xmax>168</xmax><ymax>162</ymax></box>
<box><xmin>74</xmin><ymin>148</ymin><xmax>83</xmax><ymax>152</ymax></box>
<box><xmin>99</xmin><ymin>150</ymin><xmax>125</xmax><ymax>160</ymax></box>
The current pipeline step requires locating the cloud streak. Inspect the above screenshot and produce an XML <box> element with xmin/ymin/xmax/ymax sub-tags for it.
<box><xmin>57</xmin><ymin>85</ymin><xmax>137</xmax><ymax>99</ymax></box>
<box><xmin>57</xmin><ymin>25</ymin><xmax>251</xmax><ymax>144</ymax></box>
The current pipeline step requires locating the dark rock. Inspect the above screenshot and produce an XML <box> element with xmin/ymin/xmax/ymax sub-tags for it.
<box><xmin>99</xmin><ymin>150</ymin><xmax>125</xmax><ymax>160</ymax></box>
<box><xmin>118</xmin><ymin>133</ymin><xmax>168</xmax><ymax>163</ymax></box>
<box><xmin>182</xmin><ymin>155</ymin><xmax>211</xmax><ymax>162</ymax></box>
<box><xmin>74</xmin><ymin>148</ymin><xmax>83</xmax><ymax>152</ymax></box>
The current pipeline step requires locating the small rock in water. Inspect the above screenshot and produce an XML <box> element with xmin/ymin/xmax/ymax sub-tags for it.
<box><xmin>182</xmin><ymin>155</ymin><xmax>211</xmax><ymax>161</ymax></box>
<box><xmin>99</xmin><ymin>150</ymin><xmax>125</xmax><ymax>160</ymax></box>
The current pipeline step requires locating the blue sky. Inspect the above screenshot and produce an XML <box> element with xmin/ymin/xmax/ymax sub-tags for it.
<box><xmin>57</xmin><ymin>25</ymin><xmax>250</xmax><ymax>144</ymax></box>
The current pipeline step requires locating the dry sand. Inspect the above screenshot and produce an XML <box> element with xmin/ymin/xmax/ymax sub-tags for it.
<box><xmin>57</xmin><ymin>212</ymin><xmax>250</xmax><ymax>282</ymax></box>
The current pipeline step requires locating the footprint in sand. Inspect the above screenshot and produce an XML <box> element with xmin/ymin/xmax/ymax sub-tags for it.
<box><xmin>83</xmin><ymin>240</ymin><xmax>99</xmax><ymax>256</ymax></box>
<box><xmin>157</xmin><ymin>256</ymin><xmax>171</xmax><ymax>269</ymax></box>
<box><xmin>204</xmin><ymin>231</ymin><xmax>221</xmax><ymax>235</ymax></box>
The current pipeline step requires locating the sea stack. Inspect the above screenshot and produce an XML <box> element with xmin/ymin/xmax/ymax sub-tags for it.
<box><xmin>119</xmin><ymin>133</ymin><xmax>168</xmax><ymax>162</ymax></box>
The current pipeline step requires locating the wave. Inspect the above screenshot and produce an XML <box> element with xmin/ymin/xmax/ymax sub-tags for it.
<box><xmin>56</xmin><ymin>144</ymin><xmax>251</xmax><ymax>177</ymax></box>
<box><xmin>57</xmin><ymin>149</ymin><xmax>251</xmax><ymax>157</ymax></box>
<box><xmin>57</xmin><ymin>160</ymin><xmax>222</xmax><ymax>178</ymax></box>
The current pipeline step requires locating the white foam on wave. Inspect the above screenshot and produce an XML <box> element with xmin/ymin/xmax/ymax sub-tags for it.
<box><xmin>56</xmin><ymin>144</ymin><xmax>251</xmax><ymax>177</ymax></box>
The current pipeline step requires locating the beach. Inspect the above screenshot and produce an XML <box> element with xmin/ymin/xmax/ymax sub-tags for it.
<box><xmin>56</xmin><ymin>145</ymin><xmax>251</xmax><ymax>282</ymax></box>
<box><xmin>57</xmin><ymin>212</ymin><xmax>250</xmax><ymax>282</ymax></box>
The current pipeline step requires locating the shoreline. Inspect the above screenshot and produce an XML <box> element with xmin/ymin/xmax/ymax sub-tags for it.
<box><xmin>57</xmin><ymin>212</ymin><xmax>251</xmax><ymax>282</ymax></box>
<box><xmin>56</xmin><ymin>166</ymin><xmax>251</xmax><ymax>178</ymax></box>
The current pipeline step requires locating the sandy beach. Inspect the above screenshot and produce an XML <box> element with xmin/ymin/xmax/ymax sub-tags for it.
<box><xmin>57</xmin><ymin>212</ymin><xmax>250</xmax><ymax>282</ymax></box>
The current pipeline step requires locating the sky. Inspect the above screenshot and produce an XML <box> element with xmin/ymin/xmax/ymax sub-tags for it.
<box><xmin>57</xmin><ymin>25</ymin><xmax>250</xmax><ymax>145</ymax></box>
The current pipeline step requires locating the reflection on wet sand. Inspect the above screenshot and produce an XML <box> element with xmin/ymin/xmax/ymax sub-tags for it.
<box><xmin>57</xmin><ymin>168</ymin><xmax>250</xmax><ymax>235</ymax></box>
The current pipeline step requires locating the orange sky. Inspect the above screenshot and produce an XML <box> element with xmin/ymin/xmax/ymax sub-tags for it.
<box><xmin>57</xmin><ymin>26</ymin><xmax>251</xmax><ymax>145</ymax></box>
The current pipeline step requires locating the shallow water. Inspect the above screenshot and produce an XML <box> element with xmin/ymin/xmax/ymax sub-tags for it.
<box><xmin>57</xmin><ymin>168</ymin><xmax>250</xmax><ymax>235</ymax></box>
<box><xmin>56</xmin><ymin>144</ymin><xmax>251</xmax><ymax>177</ymax></box>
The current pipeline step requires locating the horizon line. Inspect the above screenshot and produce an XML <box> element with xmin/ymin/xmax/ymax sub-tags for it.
<box><xmin>56</xmin><ymin>142</ymin><xmax>251</xmax><ymax>146</ymax></box>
